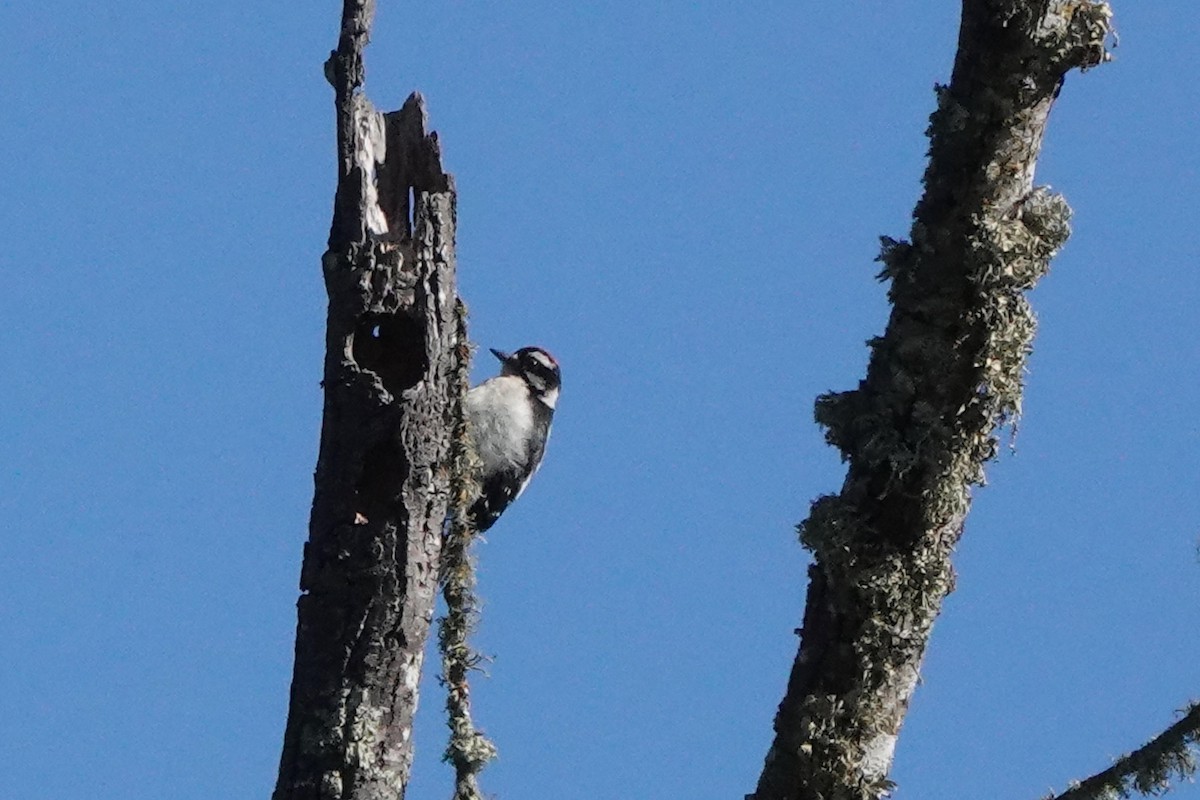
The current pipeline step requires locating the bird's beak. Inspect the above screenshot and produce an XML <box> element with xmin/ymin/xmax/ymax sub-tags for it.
<box><xmin>489</xmin><ymin>348</ymin><xmax>512</xmax><ymax>363</ymax></box>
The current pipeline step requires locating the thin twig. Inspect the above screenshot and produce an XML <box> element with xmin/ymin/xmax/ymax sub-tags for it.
<box><xmin>438</xmin><ymin>301</ymin><xmax>496</xmax><ymax>800</ymax></box>
<box><xmin>1046</xmin><ymin>702</ymin><xmax>1200</xmax><ymax>800</ymax></box>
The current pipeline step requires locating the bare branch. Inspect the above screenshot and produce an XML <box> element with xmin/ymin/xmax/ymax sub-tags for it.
<box><xmin>749</xmin><ymin>2</ymin><xmax>1113</xmax><ymax>799</ymax></box>
<box><xmin>1046</xmin><ymin>703</ymin><xmax>1200</xmax><ymax>800</ymax></box>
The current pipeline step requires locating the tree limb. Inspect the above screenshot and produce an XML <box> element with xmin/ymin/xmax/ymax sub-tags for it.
<box><xmin>1046</xmin><ymin>703</ymin><xmax>1200</xmax><ymax>800</ymax></box>
<box><xmin>272</xmin><ymin>0</ymin><xmax>461</xmax><ymax>795</ymax></box>
<box><xmin>750</xmin><ymin>2</ymin><xmax>1113</xmax><ymax>798</ymax></box>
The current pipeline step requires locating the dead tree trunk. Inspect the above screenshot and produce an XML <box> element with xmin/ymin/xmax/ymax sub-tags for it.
<box><xmin>750</xmin><ymin>2</ymin><xmax>1112</xmax><ymax>799</ymax></box>
<box><xmin>273</xmin><ymin>2</ymin><xmax>461</xmax><ymax>798</ymax></box>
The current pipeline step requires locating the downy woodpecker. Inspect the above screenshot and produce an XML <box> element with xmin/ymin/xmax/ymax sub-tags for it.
<box><xmin>465</xmin><ymin>346</ymin><xmax>560</xmax><ymax>532</ymax></box>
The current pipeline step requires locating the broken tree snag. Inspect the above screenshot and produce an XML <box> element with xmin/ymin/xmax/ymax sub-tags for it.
<box><xmin>750</xmin><ymin>3</ymin><xmax>1112</xmax><ymax>800</ymax></box>
<box><xmin>272</xmin><ymin>1</ymin><xmax>461</xmax><ymax>796</ymax></box>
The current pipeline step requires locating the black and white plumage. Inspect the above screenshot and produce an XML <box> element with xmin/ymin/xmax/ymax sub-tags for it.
<box><xmin>465</xmin><ymin>346</ymin><xmax>560</xmax><ymax>532</ymax></box>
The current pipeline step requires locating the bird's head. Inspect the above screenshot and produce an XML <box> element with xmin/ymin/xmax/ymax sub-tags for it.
<box><xmin>491</xmin><ymin>346</ymin><xmax>561</xmax><ymax>409</ymax></box>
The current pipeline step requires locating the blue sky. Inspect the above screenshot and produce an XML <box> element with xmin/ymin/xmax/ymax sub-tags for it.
<box><xmin>2</xmin><ymin>3</ymin><xmax>1197</xmax><ymax>799</ymax></box>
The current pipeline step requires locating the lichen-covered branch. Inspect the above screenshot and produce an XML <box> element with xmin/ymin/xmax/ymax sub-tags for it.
<box><xmin>437</xmin><ymin>302</ymin><xmax>497</xmax><ymax>800</ymax></box>
<box><xmin>272</xmin><ymin>2</ymin><xmax>462</xmax><ymax>795</ymax></box>
<box><xmin>1045</xmin><ymin>703</ymin><xmax>1200</xmax><ymax>800</ymax></box>
<box><xmin>750</xmin><ymin>3</ymin><xmax>1113</xmax><ymax>799</ymax></box>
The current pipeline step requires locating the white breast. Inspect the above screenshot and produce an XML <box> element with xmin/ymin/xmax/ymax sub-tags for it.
<box><xmin>465</xmin><ymin>375</ymin><xmax>534</xmax><ymax>473</ymax></box>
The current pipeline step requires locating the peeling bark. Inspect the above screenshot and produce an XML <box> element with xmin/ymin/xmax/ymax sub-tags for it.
<box><xmin>272</xmin><ymin>1</ymin><xmax>460</xmax><ymax>797</ymax></box>
<box><xmin>750</xmin><ymin>3</ymin><xmax>1112</xmax><ymax>799</ymax></box>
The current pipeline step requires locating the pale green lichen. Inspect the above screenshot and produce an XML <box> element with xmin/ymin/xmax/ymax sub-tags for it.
<box><xmin>786</xmin><ymin>6</ymin><xmax>1105</xmax><ymax>793</ymax></box>
<box><xmin>437</xmin><ymin>299</ymin><xmax>496</xmax><ymax>800</ymax></box>
<box><xmin>1046</xmin><ymin>703</ymin><xmax>1200</xmax><ymax>800</ymax></box>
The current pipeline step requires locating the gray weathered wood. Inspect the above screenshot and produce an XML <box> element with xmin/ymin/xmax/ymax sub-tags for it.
<box><xmin>272</xmin><ymin>1</ymin><xmax>460</xmax><ymax>796</ymax></box>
